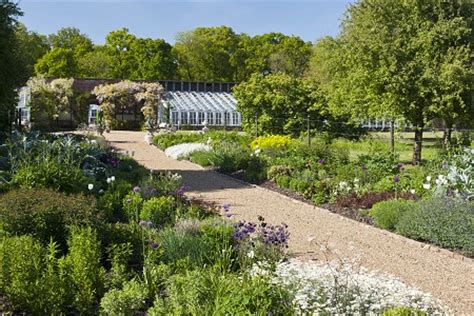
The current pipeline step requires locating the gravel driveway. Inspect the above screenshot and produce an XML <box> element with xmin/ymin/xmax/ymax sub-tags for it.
<box><xmin>104</xmin><ymin>131</ymin><xmax>473</xmax><ymax>314</ymax></box>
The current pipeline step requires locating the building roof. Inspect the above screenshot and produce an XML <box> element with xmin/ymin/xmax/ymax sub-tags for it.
<box><xmin>166</xmin><ymin>91</ymin><xmax>238</xmax><ymax>113</ymax></box>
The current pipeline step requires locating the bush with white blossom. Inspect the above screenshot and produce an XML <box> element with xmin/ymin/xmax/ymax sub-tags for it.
<box><xmin>264</xmin><ymin>259</ymin><xmax>448</xmax><ymax>315</ymax></box>
<box><xmin>434</xmin><ymin>148</ymin><xmax>474</xmax><ymax>200</ymax></box>
<box><xmin>164</xmin><ymin>143</ymin><xmax>211</xmax><ymax>159</ymax></box>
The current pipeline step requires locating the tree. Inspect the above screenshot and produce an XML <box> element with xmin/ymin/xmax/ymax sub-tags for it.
<box><xmin>237</xmin><ymin>33</ymin><xmax>312</xmax><ymax>81</ymax></box>
<box><xmin>14</xmin><ymin>23</ymin><xmax>50</xmax><ymax>81</ymax></box>
<box><xmin>35</xmin><ymin>48</ymin><xmax>79</xmax><ymax>77</ymax></box>
<box><xmin>130</xmin><ymin>38</ymin><xmax>176</xmax><ymax>80</ymax></box>
<box><xmin>321</xmin><ymin>0</ymin><xmax>473</xmax><ymax>164</ymax></box>
<box><xmin>233</xmin><ymin>73</ymin><xmax>319</xmax><ymax>136</ymax></box>
<box><xmin>77</xmin><ymin>46</ymin><xmax>112</xmax><ymax>78</ymax></box>
<box><xmin>105</xmin><ymin>28</ymin><xmax>139</xmax><ymax>79</ymax></box>
<box><xmin>0</xmin><ymin>1</ymin><xmax>24</xmax><ymax>132</ymax></box>
<box><xmin>48</xmin><ymin>27</ymin><xmax>93</xmax><ymax>57</ymax></box>
<box><xmin>173</xmin><ymin>26</ymin><xmax>240</xmax><ymax>81</ymax></box>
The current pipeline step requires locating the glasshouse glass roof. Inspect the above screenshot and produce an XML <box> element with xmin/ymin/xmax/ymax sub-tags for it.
<box><xmin>166</xmin><ymin>91</ymin><xmax>238</xmax><ymax>113</ymax></box>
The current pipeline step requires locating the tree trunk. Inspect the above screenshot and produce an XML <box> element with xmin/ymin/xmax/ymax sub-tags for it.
<box><xmin>390</xmin><ymin>119</ymin><xmax>395</xmax><ymax>154</ymax></box>
<box><xmin>412</xmin><ymin>127</ymin><xmax>423</xmax><ymax>165</ymax></box>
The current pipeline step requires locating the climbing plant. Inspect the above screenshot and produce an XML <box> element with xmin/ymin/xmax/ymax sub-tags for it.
<box><xmin>92</xmin><ymin>80</ymin><xmax>164</xmax><ymax>129</ymax></box>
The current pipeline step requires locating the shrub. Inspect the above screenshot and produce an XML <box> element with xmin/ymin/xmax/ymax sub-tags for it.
<box><xmin>62</xmin><ymin>226</ymin><xmax>105</xmax><ymax>314</ymax></box>
<box><xmin>11</xmin><ymin>160</ymin><xmax>88</xmax><ymax>193</ymax></box>
<box><xmin>101</xmin><ymin>223</ymin><xmax>143</xmax><ymax>265</ymax></box>
<box><xmin>250</xmin><ymin>135</ymin><xmax>293</xmax><ymax>151</ymax></box>
<box><xmin>208</xmin><ymin>144</ymin><xmax>250</xmax><ymax>173</ymax></box>
<box><xmin>370</xmin><ymin>199</ymin><xmax>416</xmax><ymax>231</ymax></box>
<box><xmin>0</xmin><ymin>188</ymin><xmax>103</xmax><ymax>248</ymax></box>
<box><xmin>159</xmin><ymin>219</ymin><xmax>234</xmax><ymax>270</ymax></box>
<box><xmin>336</xmin><ymin>191</ymin><xmax>416</xmax><ymax>210</ymax></box>
<box><xmin>267</xmin><ymin>165</ymin><xmax>292</xmax><ymax>181</ymax></box>
<box><xmin>98</xmin><ymin>180</ymin><xmax>132</xmax><ymax>221</ymax></box>
<box><xmin>140</xmin><ymin>196</ymin><xmax>176</xmax><ymax>227</ymax></box>
<box><xmin>160</xmin><ymin>267</ymin><xmax>293</xmax><ymax>315</ymax></box>
<box><xmin>0</xmin><ymin>237</ymin><xmax>69</xmax><ymax>315</ymax></box>
<box><xmin>158</xmin><ymin>227</ymin><xmax>212</xmax><ymax>269</ymax></box>
<box><xmin>276</xmin><ymin>175</ymin><xmax>291</xmax><ymax>188</ymax></box>
<box><xmin>0</xmin><ymin>235</ymin><xmax>45</xmax><ymax>313</ymax></box>
<box><xmin>188</xmin><ymin>150</ymin><xmax>214</xmax><ymax>166</ymax></box>
<box><xmin>100</xmin><ymin>279</ymin><xmax>148</xmax><ymax>315</ymax></box>
<box><xmin>396</xmin><ymin>198</ymin><xmax>474</xmax><ymax>256</ymax></box>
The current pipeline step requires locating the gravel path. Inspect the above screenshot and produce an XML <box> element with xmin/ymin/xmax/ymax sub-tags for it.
<box><xmin>104</xmin><ymin>131</ymin><xmax>473</xmax><ymax>314</ymax></box>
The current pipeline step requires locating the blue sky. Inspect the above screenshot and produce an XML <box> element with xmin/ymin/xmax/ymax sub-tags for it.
<box><xmin>18</xmin><ymin>0</ymin><xmax>353</xmax><ymax>44</ymax></box>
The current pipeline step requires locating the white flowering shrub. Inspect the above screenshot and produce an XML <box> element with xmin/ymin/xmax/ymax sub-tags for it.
<box><xmin>164</xmin><ymin>143</ymin><xmax>211</xmax><ymax>159</ymax></box>
<box><xmin>269</xmin><ymin>259</ymin><xmax>448</xmax><ymax>314</ymax></box>
<box><xmin>435</xmin><ymin>148</ymin><xmax>474</xmax><ymax>200</ymax></box>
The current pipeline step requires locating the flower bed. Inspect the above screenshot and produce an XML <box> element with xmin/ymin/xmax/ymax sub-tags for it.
<box><xmin>154</xmin><ymin>131</ymin><xmax>474</xmax><ymax>257</ymax></box>
<box><xmin>0</xmin><ymin>131</ymin><xmax>453</xmax><ymax>314</ymax></box>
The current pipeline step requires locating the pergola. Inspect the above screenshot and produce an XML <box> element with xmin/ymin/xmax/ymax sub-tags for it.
<box><xmin>166</xmin><ymin>91</ymin><xmax>241</xmax><ymax>127</ymax></box>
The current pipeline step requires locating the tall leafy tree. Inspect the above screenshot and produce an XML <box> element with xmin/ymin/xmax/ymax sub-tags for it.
<box><xmin>233</xmin><ymin>73</ymin><xmax>320</xmax><ymax>135</ymax></box>
<box><xmin>14</xmin><ymin>23</ymin><xmax>50</xmax><ymax>81</ymax></box>
<box><xmin>130</xmin><ymin>37</ymin><xmax>176</xmax><ymax>80</ymax></box>
<box><xmin>0</xmin><ymin>1</ymin><xmax>23</xmax><ymax>132</ymax></box>
<box><xmin>173</xmin><ymin>26</ymin><xmax>240</xmax><ymax>81</ymax></box>
<box><xmin>77</xmin><ymin>46</ymin><xmax>112</xmax><ymax>78</ymax></box>
<box><xmin>321</xmin><ymin>0</ymin><xmax>473</xmax><ymax>164</ymax></box>
<box><xmin>238</xmin><ymin>33</ymin><xmax>312</xmax><ymax>81</ymax></box>
<box><xmin>35</xmin><ymin>48</ymin><xmax>79</xmax><ymax>77</ymax></box>
<box><xmin>105</xmin><ymin>28</ymin><xmax>141</xmax><ymax>79</ymax></box>
<box><xmin>104</xmin><ymin>28</ymin><xmax>176</xmax><ymax>80</ymax></box>
<box><xmin>48</xmin><ymin>27</ymin><xmax>93</xmax><ymax>57</ymax></box>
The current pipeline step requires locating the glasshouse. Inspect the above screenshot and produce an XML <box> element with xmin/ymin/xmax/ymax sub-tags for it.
<box><xmin>166</xmin><ymin>91</ymin><xmax>241</xmax><ymax>127</ymax></box>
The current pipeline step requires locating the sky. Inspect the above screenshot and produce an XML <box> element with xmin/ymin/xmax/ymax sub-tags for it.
<box><xmin>18</xmin><ymin>0</ymin><xmax>354</xmax><ymax>44</ymax></box>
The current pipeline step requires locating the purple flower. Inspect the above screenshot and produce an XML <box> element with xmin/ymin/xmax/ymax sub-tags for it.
<box><xmin>223</xmin><ymin>203</ymin><xmax>230</xmax><ymax>212</ymax></box>
<box><xmin>139</xmin><ymin>220</ymin><xmax>147</xmax><ymax>227</ymax></box>
<box><xmin>225</xmin><ymin>212</ymin><xmax>234</xmax><ymax>218</ymax></box>
<box><xmin>317</xmin><ymin>159</ymin><xmax>325</xmax><ymax>165</ymax></box>
<box><xmin>393</xmin><ymin>175</ymin><xmax>400</xmax><ymax>183</ymax></box>
<box><xmin>176</xmin><ymin>185</ymin><xmax>189</xmax><ymax>195</ymax></box>
<box><xmin>126</xmin><ymin>198</ymin><xmax>132</xmax><ymax>203</ymax></box>
<box><xmin>149</xmin><ymin>242</ymin><xmax>159</xmax><ymax>250</ymax></box>
<box><xmin>133</xmin><ymin>186</ymin><xmax>141</xmax><ymax>193</ymax></box>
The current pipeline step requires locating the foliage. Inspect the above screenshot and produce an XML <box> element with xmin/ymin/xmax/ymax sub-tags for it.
<box><xmin>370</xmin><ymin>199</ymin><xmax>416</xmax><ymax>231</ymax></box>
<box><xmin>153</xmin><ymin>131</ymin><xmax>250</xmax><ymax>149</ymax></box>
<box><xmin>319</xmin><ymin>0</ymin><xmax>473</xmax><ymax>163</ymax></box>
<box><xmin>0</xmin><ymin>1</ymin><xmax>24</xmax><ymax>132</ymax></box>
<box><xmin>396</xmin><ymin>198</ymin><xmax>474</xmax><ymax>256</ymax></box>
<box><xmin>233</xmin><ymin>73</ymin><xmax>321</xmax><ymax>136</ymax></box>
<box><xmin>238</xmin><ymin>32</ymin><xmax>312</xmax><ymax>80</ymax></box>
<box><xmin>105</xmin><ymin>28</ymin><xmax>176</xmax><ymax>80</ymax></box>
<box><xmin>158</xmin><ymin>219</ymin><xmax>234</xmax><ymax>270</ymax></box>
<box><xmin>14</xmin><ymin>23</ymin><xmax>50</xmax><ymax>81</ymax></box>
<box><xmin>174</xmin><ymin>26</ymin><xmax>240</xmax><ymax>82</ymax></box>
<box><xmin>63</xmin><ymin>226</ymin><xmax>105</xmax><ymax>314</ymax></box>
<box><xmin>155</xmin><ymin>267</ymin><xmax>293</xmax><ymax>315</ymax></box>
<box><xmin>0</xmin><ymin>188</ymin><xmax>103</xmax><ymax>248</ymax></box>
<box><xmin>434</xmin><ymin>148</ymin><xmax>474</xmax><ymax>200</ymax></box>
<box><xmin>100</xmin><ymin>279</ymin><xmax>148</xmax><ymax>315</ymax></box>
<box><xmin>140</xmin><ymin>196</ymin><xmax>176</xmax><ymax>227</ymax></box>
<box><xmin>48</xmin><ymin>27</ymin><xmax>93</xmax><ymax>57</ymax></box>
<box><xmin>34</xmin><ymin>48</ymin><xmax>79</xmax><ymax>77</ymax></box>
